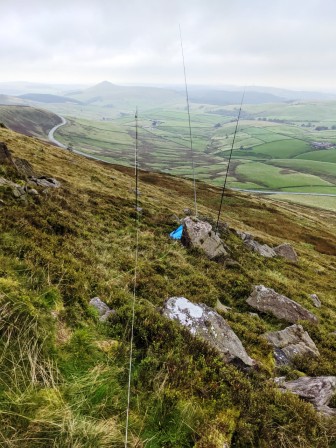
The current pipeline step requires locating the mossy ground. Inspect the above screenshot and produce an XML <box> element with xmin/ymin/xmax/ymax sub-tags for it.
<box><xmin>0</xmin><ymin>127</ymin><xmax>336</xmax><ymax>447</ymax></box>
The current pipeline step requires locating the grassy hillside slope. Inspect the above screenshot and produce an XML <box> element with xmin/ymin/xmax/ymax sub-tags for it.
<box><xmin>0</xmin><ymin>106</ymin><xmax>61</xmax><ymax>139</ymax></box>
<box><xmin>0</xmin><ymin>127</ymin><xmax>336</xmax><ymax>447</ymax></box>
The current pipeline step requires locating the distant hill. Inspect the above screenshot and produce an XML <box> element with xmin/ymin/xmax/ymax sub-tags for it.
<box><xmin>19</xmin><ymin>93</ymin><xmax>82</xmax><ymax>104</ymax></box>
<box><xmin>0</xmin><ymin>81</ymin><xmax>89</xmax><ymax>96</ymax></box>
<box><xmin>0</xmin><ymin>94</ymin><xmax>27</xmax><ymax>106</ymax></box>
<box><xmin>68</xmin><ymin>80</ymin><xmax>184</xmax><ymax>110</ymax></box>
<box><xmin>188</xmin><ymin>89</ymin><xmax>285</xmax><ymax>105</ymax></box>
<box><xmin>229</xmin><ymin>85</ymin><xmax>336</xmax><ymax>101</ymax></box>
<box><xmin>0</xmin><ymin>105</ymin><xmax>62</xmax><ymax>138</ymax></box>
<box><xmin>70</xmin><ymin>81</ymin><xmax>285</xmax><ymax>110</ymax></box>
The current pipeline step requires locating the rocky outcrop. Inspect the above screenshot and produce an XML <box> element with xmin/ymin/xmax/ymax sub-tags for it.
<box><xmin>247</xmin><ymin>285</ymin><xmax>318</xmax><ymax>324</ymax></box>
<box><xmin>89</xmin><ymin>297</ymin><xmax>115</xmax><ymax>322</ymax></box>
<box><xmin>264</xmin><ymin>324</ymin><xmax>319</xmax><ymax>365</ymax></box>
<box><xmin>276</xmin><ymin>376</ymin><xmax>336</xmax><ymax>416</ymax></box>
<box><xmin>235</xmin><ymin>230</ymin><xmax>298</xmax><ymax>262</ymax></box>
<box><xmin>0</xmin><ymin>177</ymin><xmax>40</xmax><ymax>200</ymax></box>
<box><xmin>236</xmin><ymin>231</ymin><xmax>276</xmax><ymax>258</ymax></box>
<box><xmin>274</xmin><ymin>243</ymin><xmax>298</xmax><ymax>263</ymax></box>
<box><xmin>30</xmin><ymin>176</ymin><xmax>61</xmax><ymax>188</ymax></box>
<box><xmin>0</xmin><ymin>142</ymin><xmax>13</xmax><ymax>164</ymax></box>
<box><xmin>14</xmin><ymin>158</ymin><xmax>35</xmax><ymax>178</ymax></box>
<box><xmin>181</xmin><ymin>217</ymin><xmax>228</xmax><ymax>260</ymax></box>
<box><xmin>310</xmin><ymin>294</ymin><xmax>321</xmax><ymax>308</ymax></box>
<box><xmin>162</xmin><ymin>296</ymin><xmax>254</xmax><ymax>367</ymax></box>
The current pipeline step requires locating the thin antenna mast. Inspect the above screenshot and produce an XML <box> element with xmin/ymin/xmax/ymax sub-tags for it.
<box><xmin>125</xmin><ymin>107</ymin><xmax>140</xmax><ymax>447</ymax></box>
<box><xmin>215</xmin><ymin>90</ymin><xmax>245</xmax><ymax>234</ymax></box>
<box><xmin>179</xmin><ymin>25</ymin><xmax>198</xmax><ymax>217</ymax></box>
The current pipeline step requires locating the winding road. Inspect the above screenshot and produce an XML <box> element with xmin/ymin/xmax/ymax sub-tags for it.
<box><xmin>47</xmin><ymin>115</ymin><xmax>109</xmax><ymax>162</ymax></box>
<box><xmin>48</xmin><ymin>115</ymin><xmax>67</xmax><ymax>148</ymax></box>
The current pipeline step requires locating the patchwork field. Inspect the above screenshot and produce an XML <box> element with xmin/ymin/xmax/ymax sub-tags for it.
<box><xmin>52</xmin><ymin>101</ymin><xmax>336</xmax><ymax>207</ymax></box>
<box><xmin>1</xmin><ymin>96</ymin><xmax>336</xmax><ymax>210</ymax></box>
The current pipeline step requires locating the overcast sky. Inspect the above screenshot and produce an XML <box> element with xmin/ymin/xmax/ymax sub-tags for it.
<box><xmin>1</xmin><ymin>0</ymin><xmax>335</xmax><ymax>90</ymax></box>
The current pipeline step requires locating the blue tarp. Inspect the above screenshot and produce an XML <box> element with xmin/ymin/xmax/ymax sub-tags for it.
<box><xmin>170</xmin><ymin>225</ymin><xmax>183</xmax><ymax>240</ymax></box>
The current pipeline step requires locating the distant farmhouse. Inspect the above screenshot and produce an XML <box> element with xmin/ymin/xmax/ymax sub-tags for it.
<box><xmin>311</xmin><ymin>141</ymin><xmax>334</xmax><ymax>150</ymax></box>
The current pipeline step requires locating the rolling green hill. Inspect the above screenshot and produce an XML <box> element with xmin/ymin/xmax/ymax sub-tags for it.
<box><xmin>68</xmin><ymin>80</ymin><xmax>185</xmax><ymax>110</ymax></box>
<box><xmin>0</xmin><ymin>126</ymin><xmax>336</xmax><ymax>447</ymax></box>
<box><xmin>19</xmin><ymin>93</ymin><xmax>83</xmax><ymax>104</ymax></box>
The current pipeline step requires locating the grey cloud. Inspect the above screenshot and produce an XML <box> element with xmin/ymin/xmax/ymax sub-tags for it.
<box><xmin>0</xmin><ymin>0</ymin><xmax>335</xmax><ymax>89</ymax></box>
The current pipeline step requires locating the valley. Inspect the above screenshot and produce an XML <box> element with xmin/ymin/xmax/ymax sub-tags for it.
<box><xmin>1</xmin><ymin>81</ymin><xmax>336</xmax><ymax>211</ymax></box>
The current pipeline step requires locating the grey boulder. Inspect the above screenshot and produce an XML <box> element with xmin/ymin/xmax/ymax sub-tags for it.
<box><xmin>264</xmin><ymin>324</ymin><xmax>319</xmax><ymax>365</ymax></box>
<box><xmin>181</xmin><ymin>217</ymin><xmax>228</xmax><ymax>260</ymax></box>
<box><xmin>162</xmin><ymin>296</ymin><xmax>254</xmax><ymax>367</ymax></box>
<box><xmin>277</xmin><ymin>376</ymin><xmax>336</xmax><ymax>416</ymax></box>
<box><xmin>274</xmin><ymin>243</ymin><xmax>298</xmax><ymax>263</ymax></box>
<box><xmin>247</xmin><ymin>285</ymin><xmax>318</xmax><ymax>324</ymax></box>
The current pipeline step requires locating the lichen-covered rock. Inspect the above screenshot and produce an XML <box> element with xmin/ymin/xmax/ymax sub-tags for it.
<box><xmin>162</xmin><ymin>297</ymin><xmax>254</xmax><ymax>367</ymax></box>
<box><xmin>274</xmin><ymin>243</ymin><xmax>298</xmax><ymax>263</ymax></box>
<box><xmin>236</xmin><ymin>231</ymin><xmax>276</xmax><ymax>258</ymax></box>
<box><xmin>181</xmin><ymin>217</ymin><xmax>228</xmax><ymax>260</ymax></box>
<box><xmin>264</xmin><ymin>324</ymin><xmax>319</xmax><ymax>365</ymax></box>
<box><xmin>277</xmin><ymin>376</ymin><xmax>336</xmax><ymax>416</ymax></box>
<box><xmin>247</xmin><ymin>285</ymin><xmax>318</xmax><ymax>324</ymax></box>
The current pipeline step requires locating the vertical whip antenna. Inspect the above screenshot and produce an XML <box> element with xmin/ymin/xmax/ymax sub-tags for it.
<box><xmin>125</xmin><ymin>107</ymin><xmax>140</xmax><ymax>447</ymax></box>
<box><xmin>215</xmin><ymin>90</ymin><xmax>245</xmax><ymax>234</ymax></box>
<box><xmin>179</xmin><ymin>25</ymin><xmax>198</xmax><ymax>217</ymax></box>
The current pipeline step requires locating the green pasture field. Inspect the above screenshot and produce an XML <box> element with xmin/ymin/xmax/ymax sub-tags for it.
<box><xmin>234</xmin><ymin>161</ymin><xmax>334</xmax><ymax>191</ymax></box>
<box><xmin>268</xmin><ymin>193</ymin><xmax>336</xmax><ymax>212</ymax></box>
<box><xmin>52</xmin><ymin>102</ymin><xmax>336</xmax><ymax>204</ymax></box>
<box><xmin>268</xmin><ymin>159</ymin><xmax>336</xmax><ymax>179</ymax></box>
<box><xmin>295</xmin><ymin>148</ymin><xmax>336</xmax><ymax>163</ymax></box>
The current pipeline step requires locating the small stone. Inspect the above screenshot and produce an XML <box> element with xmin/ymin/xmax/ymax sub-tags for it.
<box><xmin>89</xmin><ymin>297</ymin><xmax>114</xmax><ymax>322</ymax></box>
<box><xmin>183</xmin><ymin>208</ymin><xmax>192</xmax><ymax>216</ymax></box>
<box><xmin>28</xmin><ymin>188</ymin><xmax>39</xmax><ymax>196</ymax></box>
<box><xmin>310</xmin><ymin>294</ymin><xmax>321</xmax><ymax>308</ymax></box>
